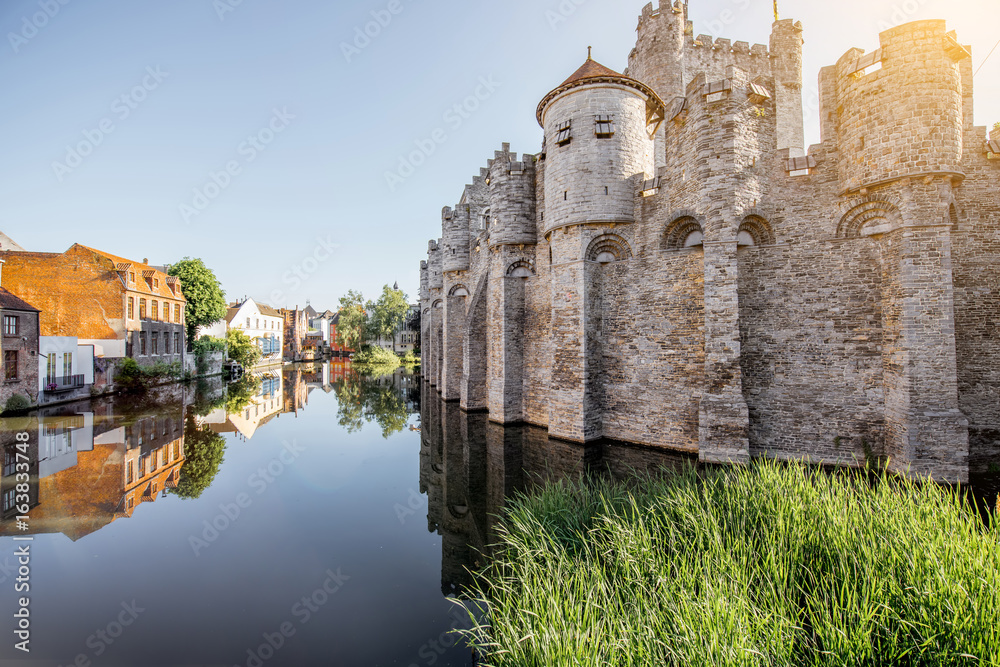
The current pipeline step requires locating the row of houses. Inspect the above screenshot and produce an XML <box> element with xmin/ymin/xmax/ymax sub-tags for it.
<box><xmin>0</xmin><ymin>232</ymin><xmax>420</xmax><ymax>411</ymax></box>
<box><xmin>0</xmin><ymin>242</ymin><xmax>187</xmax><ymax>409</ymax></box>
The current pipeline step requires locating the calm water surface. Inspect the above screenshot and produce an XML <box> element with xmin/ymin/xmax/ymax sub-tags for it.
<box><xmin>1</xmin><ymin>363</ymin><xmax>996</xmax><ymax>666</ymax></box>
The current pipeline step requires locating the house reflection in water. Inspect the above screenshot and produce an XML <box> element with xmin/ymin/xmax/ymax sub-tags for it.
<box><xmin>201</xmin><ymin>369</ymin><xmax>285</xmax><ymax>442</ymax></box>
<box><xmin>418</xmin><ymin>382</ymin><xmax>692</xmax><ymax>597</ymax></box>
<box><xmin>0</xmin><ymin>398</ymin><xmax>187</xmax><ymax>541</ymax></box>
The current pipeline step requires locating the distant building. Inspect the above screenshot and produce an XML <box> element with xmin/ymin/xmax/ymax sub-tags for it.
<box><xmin>0</xmin><ymin>258</ymin><xmax>41</xmax><ymax>408</ymax></box>
<box><xmin>225</xmin><ymin>298</ymin><xmax>284</xmax><ymax>367</ymax></box>
<box><xmin>0</xmin><ymin>231</ymin><xmax>24</xmax><ymax>252</ymax></box>
<box><xmin>0</xmin><ymin>245</ymin><xmax>187</xmax><ymax>372</ymax></box>
<box><xmin>281</xmin><ymin>307</ymin><xmax>309</xmax><ymax>361</ymax></box>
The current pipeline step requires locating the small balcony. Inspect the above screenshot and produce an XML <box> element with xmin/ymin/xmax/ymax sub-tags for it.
<box><xmin>44</xmin><ymin>375</ymin><xmax>85</xmax><ymax>393</ymax></box>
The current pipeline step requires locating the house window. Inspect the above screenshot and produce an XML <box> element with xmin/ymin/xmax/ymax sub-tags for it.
<box><xmin>129</xmin><ymin>272</ymin><xmax>136</xmax><ymax>283</ymax></box>
<box><xmin>63</xmin><ymin>353</ymin><xmax>73</xmax><ymax>379</ymax></box>
<box><xmin>154</xmin><ymin>278</ymin><xmax>159</xmax><ymax>289</ymax></box>
<box><xmin>151</xmin><ymin>333</ymin><xmax>159</xmax><ymax>356</ymax></box>
<box><xmin>556</xmin><ymin>120</ymin><xmax>572</xmax><ymax>146</ymax></box>
<box><xmin>139</xmin><ymin>456</ymin><xmax>146</xmax><ymax>477</ymax></box>
<box><xmin>151</xmin><ymin>482</ymin><xmax>158</xmax><ymax>495</ymax></box>
<box><xmin>127</xmin><ymin>461</ymin><xmax>134</xmax><ymax>484</ymax></box>
<box><xmin>128</xmin><ymin>298</ymin><xmax>134</xmax><ymax>320</ymax></box>
<box><xmin>246</xmin><ymin>317</ymin><xmax>251</xmax><ymax>328</ymax></box>
<box><xmin>174</xmin><ymin>304</ymin><xmax>180</xmax><ymax>323</ymax></box>
<box><xmin>164</xmin><ymin>333</ymin><xmax>171</xmax><ymax>355</ymax></box>
<box><xmin>152</xmin><ymin>301</ymin><xmax>159</xmax><ymax>321</ymax></box>
<box><xmin>4</xmin><ymin>350</ymin><xmax>18</xmax><ymax>381</ymax></box>
<box><xmin>175</xmin><ymin>332</ymin><xmax>181</xmax><ymax>354</ymax></box>
<box><xmin>2</xmin><ymin>488</ymin><xmax>15</xmax><ymax>513</ymax></box>
<box><xmin>140</xmin><ymin>333</ymin><xmax>147</xmax><ymax>356</ymax></box>
<box><xmin>140</xmin><ymin>299</ymin><xmax>147</xmax><ymax>319</ymax></box>
<box><xmin>595</xmin><ymin>114</ymin><xmax>615</xmax><ymax>137</ymax></box>
<box><xmin>127</xmin><ymin>496</ymin><xmax>134</xmax><ymax>510</ymax></box>
<box><xmin>2</xmin><ymin>315</ymin><xmax>17</xmax><ymax>336</ymax></box>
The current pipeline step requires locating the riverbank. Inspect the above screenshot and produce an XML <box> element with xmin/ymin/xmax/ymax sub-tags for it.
<box><xmin>463</xmin><ymin>461</ymin><xmax>999</xmax><ymax>666</ymax></box>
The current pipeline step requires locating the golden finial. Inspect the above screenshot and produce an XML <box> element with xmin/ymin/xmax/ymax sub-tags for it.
<box><xmin>773</xmin><ymin>0</ymin><xmax>779</xmax><ymax>22</ymax></box>
<box><xmin>588</xmin><ymin>46</ymin><xmax>592</xmax><ymax>60</ymax></box>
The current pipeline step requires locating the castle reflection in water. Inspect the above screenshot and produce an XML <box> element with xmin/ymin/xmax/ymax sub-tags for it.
<box><xmin>417</xmin><ymin>381</ymin><xmax>693</xmax><ymax>596</ymax></box>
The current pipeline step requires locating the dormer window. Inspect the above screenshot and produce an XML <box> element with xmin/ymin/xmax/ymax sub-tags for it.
<box><xmin>129</xmin><ymin>272</ymin><xmax>135</xmax><ymax>283</ymax></box>
<box><xmin>153</xmin><ymin>278</ymin><xmax>159</xmax><ymax>289</ymax></box>
<box><xmin>595</xmin><ymin>114</ymin><xmax>615</xmax><ymax>137</ymax></box>
<box><xmin>555</xmin><ymin>120</ymin><xmax>572</xmax><ymax>146</ymax></box>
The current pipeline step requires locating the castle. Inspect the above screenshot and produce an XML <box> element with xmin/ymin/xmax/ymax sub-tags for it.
<box><xmin>418</xmin><ymin>1</ymin><xmax>1000</xmax><ymax>483</ymax></box>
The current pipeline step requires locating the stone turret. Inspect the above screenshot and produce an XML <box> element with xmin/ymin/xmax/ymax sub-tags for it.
<box><xmin>769</xmin><ymin>18</ymin><xmax>805</xmax><ymax>153</ymax></box>
<box><xmin>829</xmin><ymin>19</ymin><xmax>966</xmax><ymax>193</ymax></box>
<box><xmin>536</xmin><ymin>56</ymin><xmax>660</xmax><ymax>238</ymax></box>
<box><xmin>487</xmin><ymin>144</ymin><xmax>537</xmax><ymax>248</ymax></box>
<box><xmin>442</xmin><ymin>207</ymin><xmax>470</xmax><ymax>272</ymax></box>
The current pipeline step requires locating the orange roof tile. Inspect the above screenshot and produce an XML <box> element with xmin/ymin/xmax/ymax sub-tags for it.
<box><xmin>76</xmin><ymin>245</ymin><xmax>186</xmax><ymax>302</ymax></box>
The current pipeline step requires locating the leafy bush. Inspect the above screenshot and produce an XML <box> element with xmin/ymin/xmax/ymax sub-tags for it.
<box><xmin>352</xmin><ymin>345</ymin><xmax>401</xmax><ymax>371</ymax></box>
<box><xmin>226</xmin><ymin>328</ymin><xmax>262</xmax><ymax>369</ymax></box>
<box><xmin>2</xmin><ymin>394</ymin><xmax>32</xmax><ymax>414</ymax></box>
<box><xmin>993</xmin><ymin>121</ymin><xmax>1000</xmax><ymax>134</ymax></box>
<box><xmin>400</xmin><ymin>351</ymin><xmax>420</xmax><ymax>367</ymax></box>
<box><xmin>115</xmin><ymin>358</ymin><xmax>183</xmax><ymax>393</ymax></box>
<box><xmin>192</xmin><ymin>336</ymin><xmax>227</xmax><ymax>357</ymax></box>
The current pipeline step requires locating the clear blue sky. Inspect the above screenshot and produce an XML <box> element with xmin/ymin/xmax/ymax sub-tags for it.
<box><xmin>1</xmin><ymin>0</ymin><xmax>996</xmax><ymax>311</ymax></box>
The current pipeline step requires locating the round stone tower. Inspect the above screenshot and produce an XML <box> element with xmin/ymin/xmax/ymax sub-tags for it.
<box><xmin>536</xmin><ymin>55</ymin><xmax>661</xmax><ymax>238</ymax></box>
<box><xmin>441</xmin><ymin>206</ymin><xmax>470</xmax><ymax>272</ymax></box>
<box><xmin>835</xmin><ymin>19</ymin><xmax>965</xmax><ymax>193</ymax></box>
<box><xmin>487</xmin><ymin>147</ymin><xmax>537</xmax><ymax>249</ymax></box>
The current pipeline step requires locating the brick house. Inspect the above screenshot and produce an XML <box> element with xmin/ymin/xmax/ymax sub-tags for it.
<box><xmin>0</xmin><ymin>259</ymin><xmax>41</xmax><ymax>409</ymax></box>
<box><xmin>0</xmin><ymin>245</ymin><xmax>187</xmax><ymax>370</ymax></box>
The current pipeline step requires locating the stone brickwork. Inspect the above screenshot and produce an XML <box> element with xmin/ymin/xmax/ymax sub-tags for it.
<box><xmin>419</xmin><ymin>1</ymin><xmax>1000</xmax><ymax>482</ymax></box>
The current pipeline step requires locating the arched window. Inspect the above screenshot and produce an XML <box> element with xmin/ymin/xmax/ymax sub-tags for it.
<box><xmin>586</xmin><ymin>234</ymin><xmax>632</xmax><ymax>263</ymax></box>
<box><xmin>837</xmin><ymin>198</ymin><xmax>902</xmax><ymax>238</ymax></box>
<box><xmin>663</xmin><ymin>216</ymin><xmax>704</xmax><ymax>250</ymax></box>
<box><xmin>737</xmin><ymin>215</ymin><xmax>775</xmax><ymax>246</ymax></box>
<box><xmin>506</xmin><ymin>260</ymin><xmax>535</xmax><ymax>278</ymax></box>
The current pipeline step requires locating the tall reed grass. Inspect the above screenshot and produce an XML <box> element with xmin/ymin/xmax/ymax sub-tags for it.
<box><xmin>461</xmin><ymin>461</ymin><xmax>999</xmax><ymax>666</ymax></box>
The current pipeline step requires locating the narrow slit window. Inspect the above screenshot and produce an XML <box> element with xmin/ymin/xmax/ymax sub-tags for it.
<box><xmin>555</xmin><ymin>120</ymin><xmax>572</xmax><ymax>146</ymax></box>
<box><xmin>595</xmin><ymin>114</ymin><xmax>615</xmax><ymax>137</ymax></box>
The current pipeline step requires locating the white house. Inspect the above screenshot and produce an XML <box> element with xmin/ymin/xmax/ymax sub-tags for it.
<box><xmin>226</xmin><ymin>298</ymin><xmax>284</xmax><ymax>367</ymax></box>
<box><xmin>37</xmin><ymin>337</ymin><xmax>95</xmax><ymax>402</ymax></box>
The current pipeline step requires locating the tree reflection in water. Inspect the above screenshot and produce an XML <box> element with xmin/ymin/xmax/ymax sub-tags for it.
<box><xmin>334</xmin><ymin>368</ymin><xmax>413</xmax><ymax>439</ymax></box>
<box><xmin>171</xmin><ymin>416</ymin><xmax>226</xmax><ymax>500</ymax></box>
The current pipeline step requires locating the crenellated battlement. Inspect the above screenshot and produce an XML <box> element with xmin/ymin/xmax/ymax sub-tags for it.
<box><xmin>419</xmin><ymin>4</ymin><xmax>999</xmax><ymax>482</ymax></box>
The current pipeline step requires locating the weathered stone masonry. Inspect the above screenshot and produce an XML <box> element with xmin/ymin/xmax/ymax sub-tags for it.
<box><xmin>420</xmin><ymin>1</ymin><xmax>1000</xmax><ymax>483</ymax></box>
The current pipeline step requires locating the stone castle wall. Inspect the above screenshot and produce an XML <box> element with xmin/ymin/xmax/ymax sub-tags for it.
<box><xmin>419</xmin><ymin>3</ymin><xmax>1000</xmax><ymax>482</ymax></box>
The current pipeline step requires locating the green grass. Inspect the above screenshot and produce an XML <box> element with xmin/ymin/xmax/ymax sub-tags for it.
<box><xmin>460</xmin><ymin>461</ymin><xmax>1000</xmax><ymax>666</ymax></box>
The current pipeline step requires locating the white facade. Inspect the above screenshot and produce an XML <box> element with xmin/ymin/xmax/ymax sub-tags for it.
<box><xmin>38</xmin><ymin>337</ymin><xmax>95</xmax><ymax>395</ymax></box>
<box><xmin>196</xmin><ymin>319</ymin><xmax>228</xmax><ymax>341</ymax></box>
<box><xmin>227</xmin><ymin>298</ymin><xmax>284</xmax><ymax>366</ymax></box>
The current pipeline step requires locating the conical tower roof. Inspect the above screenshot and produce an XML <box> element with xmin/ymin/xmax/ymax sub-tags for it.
<box><xmin>536</xmin><ymin>52</ymin><xmax>665</xmax><ymax>127</ymax></box>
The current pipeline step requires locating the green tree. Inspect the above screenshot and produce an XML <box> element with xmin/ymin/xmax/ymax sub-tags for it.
<box><xmin>172</xmin><ymin>418</ymin><xmax>226</xmax><ymax>500</ymax></box>
<box><xmin>226</xmin><ymin>328</ymin><xmax>262</xmax><ymax>369</ymax></box>
<box><xmin>335</xmin><ymin>289</ymin><xmax>368</xmax><ymax>350</ymax></box>
<box><xmin>368</xmin><ymin>284</ymin><xmax>410</xmax><ymax>345</ymax></box>
<box><xmin>168</xmin><ymin>258</ymin><xmax>228</xmax><ymax>343</ymax></box>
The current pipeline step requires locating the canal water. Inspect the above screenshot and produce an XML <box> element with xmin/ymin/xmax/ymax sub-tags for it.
<box><xmin>1</xmin><ymin>363</ymin><xmax>996</xmax><ymax>666</ymax></box>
